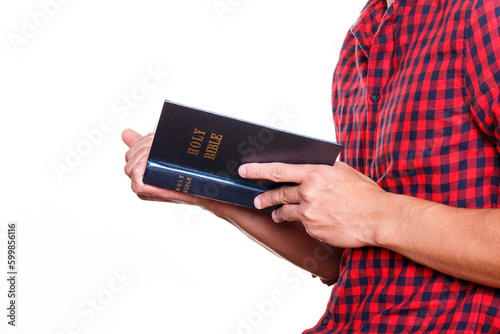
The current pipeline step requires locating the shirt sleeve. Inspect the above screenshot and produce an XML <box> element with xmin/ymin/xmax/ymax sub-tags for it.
<box><xmin>465</xmin><ymin>0</ymin><xmax>500</xmax><ymax>147</ymax></box>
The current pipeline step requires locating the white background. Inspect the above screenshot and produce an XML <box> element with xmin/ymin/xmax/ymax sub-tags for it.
<box><xmin>1</xmin><ymin>1</ymin><xmax>366</xmax><ymax>333</ymax></box>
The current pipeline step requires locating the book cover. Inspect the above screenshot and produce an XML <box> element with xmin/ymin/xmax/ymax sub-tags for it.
<box><xmin>143</xmin><ymin>100</ymin><xmax>342</xmax><ymax>210</ymax></box>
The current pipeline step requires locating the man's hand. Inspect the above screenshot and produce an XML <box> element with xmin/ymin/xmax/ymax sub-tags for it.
<box><xmin>239</xmin><ymin>162</ymin><xmax>394</xmax><ymax>249</ymax></box>
<box><xmin>122</xmin><ymin>128</ymin><xmax>215</xmax><ymax>209</ymax></box>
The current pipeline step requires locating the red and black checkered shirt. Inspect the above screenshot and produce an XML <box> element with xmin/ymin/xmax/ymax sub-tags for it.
<box><xmin>304</xmin><ymin>0</ymin><xmax>500</xmax><ymax>332</ymax></box>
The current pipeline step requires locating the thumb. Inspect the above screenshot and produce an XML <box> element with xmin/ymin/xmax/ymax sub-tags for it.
<box><xmin>121</xmin><ymin>128</ymin><xmax>143</xmax><ymax>148</ymax></box>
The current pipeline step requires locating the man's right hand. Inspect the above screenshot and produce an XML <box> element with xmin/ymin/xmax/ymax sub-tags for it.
<box><xmin>122</xmin><ymin>128</ymin><xmax>219</xmax><ymax>210</ymax></box>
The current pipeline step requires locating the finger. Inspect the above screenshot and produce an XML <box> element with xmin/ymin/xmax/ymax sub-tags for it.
<box><xmin>138</xmin><ymin>194</ymin><xmax>154</xmax><ymax>201</ymax></box>
<box><xmin>255</xmin><ymin>185</ymin><xmax>301</xmax><ymax>209</ymax></box>
<box><xmin>129</xmin><ymin>158</ymin><xmax>149</xmax><ymax>192</ymax></box>
<box><xmin>124</xmin><ymin>143</ymin><xmax>151</xmax><ymax>177</ymax></box>
<box><xmin>271</xmin><ymin>204</ymin><xmax>301</xmax><ymax>223</ymax></box>
<box><xmin>135</xmin><ymin>182</ymin><xmax>206</xmax><ymax>206</ymax></box>
<box><xmin>122</xmin><ymin>128</ymin><xmax>143</xmax><ymax>148</ymax></box>
<box><xmin>137</xmin><ymin>194</ymin><xmax>174</xmax><ymax>202</ymax></box>
<box><xmin>239</xmin><ymin>162</ymin><xmax>312</xmax><ymax>183</ymax></box>
<box><xmin>125</xmin><ymin>137</ymin><xmax>151</xmax><ymax>177</ymax></box>
<box><xmin>124</xmin><ymin>133</ymin><xmax>154</xmax><ymax>162</ymax></box>
<box><xmin>129</xmin><ymin>164</ymin><xmax>171</xmax><ymax>197</ymax></box>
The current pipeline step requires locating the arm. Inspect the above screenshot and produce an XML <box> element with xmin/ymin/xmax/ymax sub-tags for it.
<box><xmin>122</xmin><ymin>129</ymin><xmax>342</xmax><ymax>281</ymax></box>
<box><xmin>240</xmin><ymin>161</ymin><xmax>500</xmax><ymax>288</ymax></box>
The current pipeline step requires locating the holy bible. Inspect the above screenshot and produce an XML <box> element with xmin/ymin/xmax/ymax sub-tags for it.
<box><xmin>143</xmin><ymin>100</ymin><xmax>342</xmax><ymax>210</ymax></box>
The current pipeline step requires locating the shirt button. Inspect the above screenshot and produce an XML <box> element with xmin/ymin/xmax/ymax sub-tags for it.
<box><xmin>370</xmin><ymin>92</ymin><xmax>380</xmax><ymax>103</ymax></box>
<box><xmin>321</xmin><ymin>317</ymin><xmax>329</xmax><ymax>326</ymax></box>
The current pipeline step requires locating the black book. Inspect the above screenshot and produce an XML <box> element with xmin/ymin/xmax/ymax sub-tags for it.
<box><xmin>143</xmin><ymin>100</ymin><xmax>342</xmax><ymax>210</ymax></box>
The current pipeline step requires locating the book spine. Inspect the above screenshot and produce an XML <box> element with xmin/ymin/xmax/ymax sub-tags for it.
<box><xmin>143</xmin><ymin>161</ymin><xmax>272</xmax><ymax>210</ymax></box>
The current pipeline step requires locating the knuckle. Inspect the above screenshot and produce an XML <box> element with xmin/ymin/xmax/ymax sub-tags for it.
<box><xmin>125</xmin><ymin>145</ymin><xmax>150</xmax><ymax>163</ymax></box>
<box><xmin>308</xmin><ymin>169</ymin><xmax>325</xmax><ymax>184</ymax></box>
<box><xmin>125</xmin><ymin>149</ymin><xmax>133</xmax><ymax>162</ymax></box>
<box><xmin>298</xmin><ymin>186</ymin><xmax>315</xmax><ymax>202</ymax></box>
<box><xmin>279</xmin><ymin>186</ymin><xmax>289</xmax><ymax>203</ymax></box>
<box><xmin>139</xmin><ymin>146</ymin><xmax>150</xmax><ymax>156</ymax></box>
<box><xmin>124</xmin><ymin>162</ymin><xmax>131</xmax><ymax>176</ymax></box>
<box><xmin>131</xmin><ymin>181</ymin><xmax>144</xmax><ymax>194</ymax></box>
<box><xmin>130</xmin><ymin>166</ymin><xmax>146</xmax><ymax>193</ymax></box>
<box><xmin>279</xmin><ymin>206</ymin><xmax>292</xmax><ymax>222</ymax></box>
<box><xmin>272</xmin><ymin>164</ymin><xmax>285</xmax><ymax>182</ymax></box>
<box><xmin>273</xmin><ymin>206</ymin><xmax>288</xmax><ymax>222</ymax></box>
<box><xmin>301</xmin><ymin>205</ymin><xmax>317</xmax><ymax>222</ymax></box>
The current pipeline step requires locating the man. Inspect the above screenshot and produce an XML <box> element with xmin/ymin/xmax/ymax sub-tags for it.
<box><xmin>123</xmin><ymin>0</ymin><xmax>500</xmax><ymax>331</ymax></box>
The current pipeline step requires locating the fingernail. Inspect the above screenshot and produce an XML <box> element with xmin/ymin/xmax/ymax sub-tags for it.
<box><xmin>271</xmin><ymin>211</ymin><xmax>278</xmax><ymax>222</ymax></box>
<box><xmin>254</xmin><ymin>196</ymin><xmax>261</xmax><ymax>209</ymax></box>
<box><xmin>239</xmin><ymin>165</ymin><xmax>246</xmax><ymax>177</ymax></box>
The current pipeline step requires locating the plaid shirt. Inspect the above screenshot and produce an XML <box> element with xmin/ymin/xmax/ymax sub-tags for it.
<box><xmin>304</xmin><ymin>0</ymin><xmax>500</xmax><ymax>332</ymax></box>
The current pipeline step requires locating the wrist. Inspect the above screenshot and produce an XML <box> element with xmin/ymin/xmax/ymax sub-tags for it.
<box><xmin>370</xmin><ymin>191</ymin><xmax>404</xmax><ymax>249</ymax></box>
<box><xmin>371</xmin><ymin>191</ymin><xmax>443</xmax><ymax>252</ymax></box>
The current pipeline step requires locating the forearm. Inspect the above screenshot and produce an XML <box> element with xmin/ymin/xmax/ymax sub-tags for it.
<box><xmin>210</xmin><ymin>204</ymin><xmax>342</xmax><ymax>281</ymax></box>
<box><xmin>377</xmin><ymin>193</ymin><xmax>500</xmax><ymax>288</ymax></box>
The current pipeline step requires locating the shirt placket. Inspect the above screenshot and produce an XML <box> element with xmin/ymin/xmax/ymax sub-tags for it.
<box><xmin>347</xmin><ymin>1</ymin><xmax>378</xmax><ymax>175</ymax></box>
<box><xmin>366</xmin><ymin>8</ymin><xmax>397</xmax><ymax>177</ymax></box>
<box><xmin>351</xmin><ymin>1</ymin><xmax>397</xmax><ymax>176</ymax></box>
